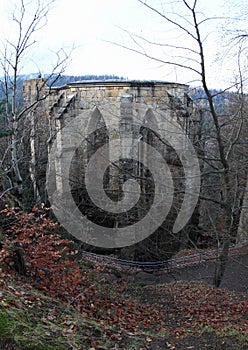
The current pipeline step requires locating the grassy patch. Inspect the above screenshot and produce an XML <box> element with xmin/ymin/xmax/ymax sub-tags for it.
<box><xmin>0</xmin><ymin>283</ymin><xmax>107</xmax><ymax>350</ymax></box>
<box><xmin>0</xmin><ymin>280</ymin><xmax>156</xmax><ymax>350</ymax></box>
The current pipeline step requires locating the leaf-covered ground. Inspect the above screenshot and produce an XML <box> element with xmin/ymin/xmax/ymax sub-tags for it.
<box><xmin>0</xmin><ymin>207</ymin><xmax>247</xmax><ymax>349</ymax></box>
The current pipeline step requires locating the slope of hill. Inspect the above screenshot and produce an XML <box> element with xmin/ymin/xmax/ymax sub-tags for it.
<box><xmin>0</xmin><ymin>207</ymin><xmax>247</xmax><ymax>350</ymax></box>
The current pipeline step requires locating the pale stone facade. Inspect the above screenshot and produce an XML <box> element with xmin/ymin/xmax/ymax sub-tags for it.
<box><xmin>23</xmin><ymin>79</ymin><xmax>202</xmax><ymax>256</ymax></box>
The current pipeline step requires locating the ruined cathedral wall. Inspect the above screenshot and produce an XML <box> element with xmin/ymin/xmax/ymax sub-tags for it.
<box><xmin>23</xmin><ymin>79</ymin><xmax>202</xmax><ymax>256</ymax></box>
<box><xmin>23</xmin><ymin>79</ymin><xmax>52</xmax><ymax>203</ymax></box>
<box><xmin>23</xmin><ymin>78</ymin><xmax>200</xmax><ymax>201</ymax></box>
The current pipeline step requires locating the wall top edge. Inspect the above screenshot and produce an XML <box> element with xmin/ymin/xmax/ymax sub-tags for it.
<box><xmin>49</xmin><ymin>80</ymin><xmax>189</xmax><ymax>90</ymax></box>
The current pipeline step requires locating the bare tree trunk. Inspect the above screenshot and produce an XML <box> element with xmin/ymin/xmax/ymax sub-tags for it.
<box><xmin>213</xmin><ymin>234</ymin><xmax>230</xmax><ymax>287</ymax></box>
<box><xmin>11</xmin><ymin>78</ymin><xmax>23</xmax><ymax>196</ymax></box>
<box><xmin>237</xmin><ymin>177</ymin><xmax>248</xmax><ymax>243</ymax></box>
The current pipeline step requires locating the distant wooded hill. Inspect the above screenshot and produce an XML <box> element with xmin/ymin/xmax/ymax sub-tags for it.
<box><xmin>189</xmin><ymin>87</ymin><xmax>237</xmax><ymax>114</ymax></box>
<box><xmin>0</xmin><ymin>74</ymin><xmax>125</xmax><ymax>100</ymax></box>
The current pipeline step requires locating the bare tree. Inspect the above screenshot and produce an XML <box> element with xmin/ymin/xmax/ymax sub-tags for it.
<box><xmin>116</xmin><ymin>0</ymin><xmax>247</xmax><ymax>286</ymax></box>
<box><xmin>0</xmin><ymin>0</ymin><xmax>71</xmax><ymax>205</ymax></box>
<box><xmin>222</xmin><ymin>21</ymin><xmax>248</xmax><ymax>244</ymax></box>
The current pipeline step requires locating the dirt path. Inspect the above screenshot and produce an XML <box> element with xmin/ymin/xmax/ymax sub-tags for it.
<box><xmin>134</xmin><ymin>248</ymin><xmax>248</xmax><ymax>293</ymax></box>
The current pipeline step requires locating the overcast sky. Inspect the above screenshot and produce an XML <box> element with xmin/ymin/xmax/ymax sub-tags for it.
<box><xmin>0</xmin><ymin>0</ymin><xmax>246</xmax><ymax>89</ymax></box>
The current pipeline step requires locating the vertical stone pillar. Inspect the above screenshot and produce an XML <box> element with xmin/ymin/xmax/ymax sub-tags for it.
<box><xmin>120</xmin><ymin>94</ymin><xmax>135</xmax><ymax>159</ymax></box>
<box><xmin>23</xmin><ymin>78</ymin><xmax>47</xmax><ymax>105</ymax></box>
<box><xmin>23</xmin><ymin>79</ymin><xmax>48</xmax><ymax>204</ymax></box>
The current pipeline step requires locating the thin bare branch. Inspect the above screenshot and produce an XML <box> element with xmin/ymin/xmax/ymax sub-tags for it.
<box><xmin>106</xmin><ymin>40</ymin><xmax>201</xmax><ymax>76</ymax></box>
<box><xmin>138</xmin><ymin>0</ymin><xmax>197</xmax><ymax>41</ymax></box>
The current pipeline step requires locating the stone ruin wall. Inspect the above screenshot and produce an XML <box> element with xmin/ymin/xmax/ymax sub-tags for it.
<box><xmin>22</xmin><ymin>79</ymin><xmax>248</xmax><ymax>253</ymax></box>
<box><xmin>23</xmin><ymin>79</ymin><xmax>205</xmax><ymax>257</ymax></box>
